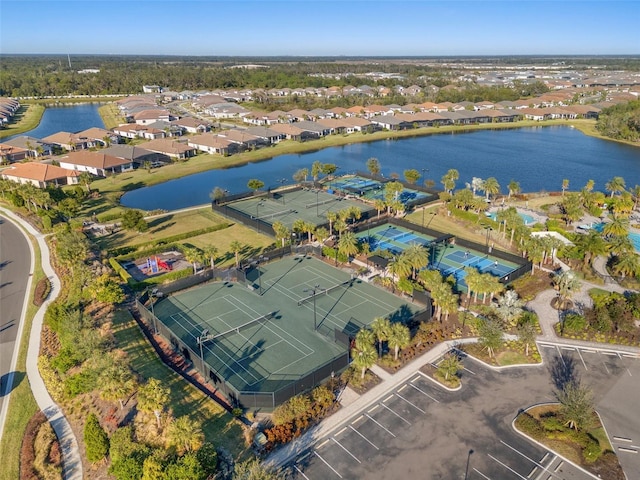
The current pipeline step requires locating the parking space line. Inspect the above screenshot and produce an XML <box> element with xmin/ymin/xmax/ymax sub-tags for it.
<box><xmin>398</xmin><ymin>384</ymin><xmax>408</xmax><ymax>393</ymax></box>
<box><xmin>335</xmin><ymin>427</ymin><xmax>347</xmax><ymax>436</ymax></box>
<box><xmin>598</xmin><ymin>353</ymin><xmax>611</xmax><ymax>374</ymax></box>
<box><xmin>368</xmin><ymin>404</ymin><xmax>380</xmax><ymax>414</ymax></box>
<box><xmin>618</xmin><ymin>447</ymin><xmax>638</xmax><ymax>453</ymax></box>
<box><xmin>384</xmin><ymin>394</ymin><xmax>395</xmax><ymax>403</ymax></box>
<box><xmin>381</xmin><ymin>403</ymin><xmax>411</xmax><ymax>425</ymax></box>
<box><xmin>365</xmin><ymin>413</ymin><xmax>396</xmax><ymax>437</ymax></box>
<box><xmin>616</xmin><ymin>353</ymin><xmax>634</xmax><ymax>376</ymax></box>
<box><xmin>500</xmin><ymin>441</ymin><xmax>562</xmax><ymax>479</ymax></box>
<box><xmin>576</xmin><ymin>349</ymin><xmax>588</xmax><ymax>370</ymax></box>
<box><xmin>410</xmin><ymin>377</ymin><xmax>440</xmax><ymax>402</ymax></box>
<box><xmin>313</xmin><ymin>451</ymin><xmax>342</xmax><ymax>478</ymax></box>
<box><xmin>540</xmin><ymin>452</ymin><xmax>550</xmax><ymax>463</ymax></box>
<box><xmin>560</xmin><ymin>347</ymin><xmax>574</xmax><ymax>351</ymax></box>
<box><xmin>613</xmin><ymin>436</ymin><xmax>632</xmax><ymax>442</ymax></box>
<box><xmin>293</xmin><ymin>465</ymin><xmax>311</xmax><ymax>480</ymax></box>
<box><xmin>411</xmin><ymin>375</ymin><xmax>421</xmax><ymax>382</ymax></box>
<box><xmin>351</xmin><ymin>414</ymin><xmax>365</xmax><ymax>426</ymax></box>
<box><xmin>317</xmin><ymin>439</ymin><xmax>330</xmax><ymax>449</ymax></box>
<box><xmin>394</xmin><ymin>392</ymin><xmax>426</xmax><ymax>414</ymax></box>
<box><xmin>602</xmin><ymin>351</ymin><xmax>617</xmax><ymax>356</ymax></box>
<box><xmin>527</xmin><ymin>466</ymin><xmax>537</xmax><ymax>478</ymax></box>
<box><xmin>554</xmin><ymin>461</ymin><xmax>563</xmax><ymax>472</ymax></box>
<box><xmin>349</xmin><ymin>425</ymin><xmax>379</xmax><ymax>450</ymax></box>
<box><xmin>473</xmin><ymin>468</ymin><xmax>492</xmax><ymax>479</ymax></box>
<box><xmin>464</xmin><ymin>366</ymin><xmax>476</xmax><ymax>375</ymax></box>
<box><xmin>488</xmin><ymin>453</ymin><xmax>528</xmax><ymax>479</ymax></box>
<box><xmin>555</xmin><ymin>346</ymin><xmax>566</xmax><ymax>369</ymax></box>
<box><xmin>331</xmin><ymin>438</ymin><xmax>361</xmax><ymax>463</ymax></box>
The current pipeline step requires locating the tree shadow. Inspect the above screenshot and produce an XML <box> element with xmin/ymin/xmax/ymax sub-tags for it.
<box><xmin>548</xmin><ymin>354</ymin><xmax>579</xmax><ymax>390</ymax></box>
<box><xmin>121</xmin><ymin>182</ymin><xmax>146</xmax><ymax>192</ymax></box>
<box><xmin>148</xmin><ymin>214</ymin><xmax>174</xmax><ymax>228</ymax></box>
<box><xmin>150</xmin><ymin>221</ymin><xmax>176</xmax><ymax>234</ymax></box>
<box><xmin>389</xmin><ymin>304</ymin><xmax>414</xmax><ymax>324</ymax></box>
<box><xmin>0</xmin><ymin>371</ymin><xmax>25</xmax><ymax>397</ymax></box>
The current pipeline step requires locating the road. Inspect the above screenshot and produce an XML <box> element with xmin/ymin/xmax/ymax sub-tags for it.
<box><xmin>0</xmin><ymin>214</ymin><xmax>32</xmax><ymax>440</ymax></box>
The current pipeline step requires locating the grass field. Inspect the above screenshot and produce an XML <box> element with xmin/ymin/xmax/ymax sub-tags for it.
<box><xmin>0</xmin><ymin>104</ymin><xmax>45</xmax><ymax>140</ymax></box>
<box><xmin>94</xmin><ymin>208</ymin><xmax>231</xmax><ymax>250</ymax></box>
<box><xmin>112</xmin><ymin>309</ymin><xmax>247</xmax><ymax>457</ymax></box>
<box><xmin>98</xmin><ymin>103</ymin><xmax>125</xmax><ymax>130</ymax></box>
<box><xmin>0</xmin><ymin>238</ymin><xmax>43</xmax><ymax>480</ymax></box>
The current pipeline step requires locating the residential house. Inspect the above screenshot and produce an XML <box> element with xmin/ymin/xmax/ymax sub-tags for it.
<box><xmin>341</xmin><ymin>117</ymin><xmax>377</xmax><ymax>133</ymax></box>
<box><xmin>171</xmin><ymin>117</ymin><xmax>211</xmax><ymax>134</ymax></box>
<box><xmin>133</xmin><ymin>109</ymin><xmax>172</xmax><ymax>125</ymax></box>
<box><xmin>112</xmin><ymin>124</ymin><xmax>166</xmax><ymax>140</ymax></box>
<box><xmin>204</xmin><ymin>103</ymin><xmax>249</xmax><ymax>119</ymax></box>
<box><xmin>76</xmin><ymin>127</ymin><xmax>120</xmax><ymax>146</ymax></box>
<box><xmin>2</xmin><ymin>136</ymin><xmax>53</xmax><ymax>157</ymax></box>
<box><xmin>217</xmin><ymin>130</ymin><xmax>263</xmax><ymax>149</ymax></box>
<box><xmin>315</xmin><ymin>118</ymin><xmax>349</xmax><ymax>135</ymax></box>
<box><xmin>41</xmin><ymin>131</ymin><xmax>95</xmax><ymax>151</ymax></box>
<box><xmin>59</xmin><ymin>151</ymin><xmax>134</xmax><ymax>177</ymax></box>
<box><xmin>269</xmin><ymin>123</ymin><xmax>312</xmax><ymax>141</ymax></box>
<box><xmin>286</xmin><ymin>109</ymin><xmax>310</xmax><ymax>122</ymax></box>
<box><xmin>101</xmin><ymin>145</ymin><xmax>167</xmax><ymax>166</ymax></box>
<box><xmin>243</xmin><ymin>126</ymin><xmax>284</xmax><ymax>144</ymax></box>
<box><xmin>138</xmin><ymin>139</ymin><xmax>196</xmax><ymax>160</ymax></box>
<box><xmin>0</xmin><ymin>144</ymin><xmax>29</xmax><ymax>163</ymax></box>
<box><xmin>188</xmin><ymin>134</ymin><xmax>238</xmax><ymax>155</ymax></box>
<box><xmin>1</xmin><ymin>162</ymin><xmax>80</xmax><ymax>188</ymax></box>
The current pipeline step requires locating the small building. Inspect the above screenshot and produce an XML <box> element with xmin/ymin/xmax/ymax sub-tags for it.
<box><xmin>59</xmin><ymin>151</ymin><xmax>134</xmax><ymax>177</ymax></box>
<box><xmin>138</xmin><ymin>139</ymin><xmax>196</xmax><ymax>160</ymax></box>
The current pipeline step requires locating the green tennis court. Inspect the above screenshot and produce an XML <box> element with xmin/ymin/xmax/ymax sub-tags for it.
<box><xmin>152</xmin><ymin>256</ymin><xmax>419</xmax><ymax>396</ymax></box>
<box><xmin>222</xmin><ymin>187</ymin><xmax>375</xmax><ymax>231</ymax></box>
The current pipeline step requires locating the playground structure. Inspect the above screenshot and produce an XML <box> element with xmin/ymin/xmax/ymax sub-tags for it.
<box><xmin>143</xmin><ymin>255</ymin><xmax>173</xmax><ymax>275</ymax></box>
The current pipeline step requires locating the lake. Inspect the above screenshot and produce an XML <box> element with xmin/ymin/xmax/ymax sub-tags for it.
<box><xmin>6</xmin><ymin>103</ymin><xmax>105</xmax><ymax>141</ymax></box>
<box><xmin>121</xmin><ymin>126</ymin><xmax>640</xmax><ymax>211</ymax></box>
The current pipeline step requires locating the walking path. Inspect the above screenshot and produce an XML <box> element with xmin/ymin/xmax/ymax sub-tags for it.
<box><xmin>266</xmin><ymin>272</ymin><xmax>640</xmax><ymax>470</ymax></box>
<box><xmin>0</xmin><ymin>208</ymin><xmax>83</xmax><ymax>480</ymax></box>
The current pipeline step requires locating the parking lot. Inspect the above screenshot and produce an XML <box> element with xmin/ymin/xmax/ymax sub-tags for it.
<box><xmin>286</xmin><ymin>344</ymin><xmax>640</xmax><ymax>479</ymax></box>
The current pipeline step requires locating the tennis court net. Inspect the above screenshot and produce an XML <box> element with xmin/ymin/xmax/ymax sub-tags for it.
<box><xmin>297</xmin><ymin>280</ymin><xmax>353</xmax><ymax>306</ymax></box>
<box><xmin>256</xmin><ymin>209</ymin><xmax>296</xmax><ymax>220</ymax></box>
<box><xmin>198</xmin><ymin>311</ymin><xmax>276</xmax><ymax>344</ymax></box>
<box><xmin>305</xmin><ymin>198</ymin><xmax>338</xmax><ymax>209</ymax></box>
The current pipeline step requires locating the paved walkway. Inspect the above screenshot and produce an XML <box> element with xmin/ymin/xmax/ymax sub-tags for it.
<box><xmin>0</xmin><ymin>208</ymin><xmax>83</xmax><ymax>480</ymax></box>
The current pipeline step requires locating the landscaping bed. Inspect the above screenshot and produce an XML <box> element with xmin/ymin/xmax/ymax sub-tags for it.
<box><xmin>515</xmin><ymin>404</ymin><xmax>624</xmax><ymax>480</ymax></box>
<box><xmin>460</xmin><ymin>340</ymin><xmax>542</xmax><ymax>367</ymax></box>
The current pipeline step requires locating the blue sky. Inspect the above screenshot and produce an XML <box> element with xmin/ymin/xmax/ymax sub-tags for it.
<box><xmin>1</xmin><ymin>1</ymin><xmax>638</xmax><ymax>56</ymax></box>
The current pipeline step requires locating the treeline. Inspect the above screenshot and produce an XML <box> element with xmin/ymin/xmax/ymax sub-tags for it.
<box><xmin>596</xmin><ymin>99</ymin><xmax>640</xmax><ymax>142</ymax></box>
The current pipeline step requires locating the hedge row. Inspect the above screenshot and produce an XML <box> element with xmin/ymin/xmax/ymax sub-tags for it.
<box><xmin>114</xmin><ymin>243</ymin><xmax>181</xmax><ymax>263</ymax></box>
<box><xmin>130</xmin><ymin>266</ymin><xmax>193</xmax><ymax>291</ymax></box>
<box><xmin>109</xmin><ymin>257</ymin><xmax>133</xmax><ymax>285</ymax></box>
<box><xmin>109</xmin><ymin>223</ymin><xmax>231</xmax><ymax>258</ymax></box>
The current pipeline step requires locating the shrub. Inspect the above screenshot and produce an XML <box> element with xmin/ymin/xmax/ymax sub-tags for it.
<box><xmin>109</xmin><ymin>258</ymin><xmax>133</xmax><ymax>285</ymax></box>
<box><xmin>63</xmin><ymin>370</ymin><xmax>98</xmax><ymax>398</ymax></box>
<box><xmin>515</xmin><ymin>412</ymin><xmax>544</xmax><ymax>439</ymax></box>
<box><xmin>84</xmin><ymin>413</ymin><xmax>109</xmax><ymax>463</ymax></box>
<box><xmin>33</xmin><ymin>277</ymin><xmax>51</xmax><ymax>306</ymax></box>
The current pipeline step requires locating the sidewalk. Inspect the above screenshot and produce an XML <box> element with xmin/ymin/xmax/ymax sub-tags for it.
<box><xmin>0</xmin><ymin>208</ymin><xmax>83</xmax><ymax>480</ymax></box>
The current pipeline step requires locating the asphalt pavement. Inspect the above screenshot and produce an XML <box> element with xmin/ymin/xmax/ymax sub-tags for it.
<box><xmin>0</xmin><ymin>214</ymin><xmax>32</xmax><ymax>440</ymax></box>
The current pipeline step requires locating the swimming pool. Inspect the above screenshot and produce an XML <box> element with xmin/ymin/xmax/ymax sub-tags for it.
<box><xmin>486</xmin><ymin>211</ymin><xmax>536</xmax><ymax>225</ymax></box>
<box><xmin>593</xmin><ymin>222</ymin><xmax>640</xmax><ymax>253</ymax></box>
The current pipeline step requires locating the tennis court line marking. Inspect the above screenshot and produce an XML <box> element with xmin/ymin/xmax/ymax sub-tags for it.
<box><xmin>168</xmin><ymin>311</ymin><xmax>262</xmax><ymax>384</ymax></box>
<box><xmin>224</xmin><ymin>294</ymin><xmax>315</xmax><ymax>356</ymax></box>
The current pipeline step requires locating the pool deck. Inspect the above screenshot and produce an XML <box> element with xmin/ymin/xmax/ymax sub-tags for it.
<box><xmin>487</xmin><ymin>206</ymin><xmax>548</xmax><ymax>225</ymax></box>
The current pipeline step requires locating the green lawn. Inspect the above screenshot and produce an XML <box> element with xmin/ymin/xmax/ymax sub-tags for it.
<box><xmin>0</xmin><ymin>239</ymin><xmax>43</xmax><ymax>480</ymax></box>
<box><xmin>98</xmin><ymin>103</ymin><xmax>125</xmax><ymax>130</ymax></box>
<box><xmin>112</xmin><ymin>309</ymin><xmax>247</xmax><ymax>457</ymax></box>
<box><xmin>0</xmin><ymin>104</ymin><xmax>45</xmax><ymax>140</ymax></box>
<box><xmin>94</xmin><ymin>208</ymin><xmax>231</xmax><ymax>251</ymax></box>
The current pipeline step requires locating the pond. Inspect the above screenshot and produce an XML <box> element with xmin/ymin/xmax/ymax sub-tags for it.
<box><xmin>121</xmin><ymin>126</ymin><xmax>640</xmax><ymax>211</ymax></box>
<box><xmin>6</xmin><ymin>103</ymin><xmax>105</xmax><ymax>141</ymax></box>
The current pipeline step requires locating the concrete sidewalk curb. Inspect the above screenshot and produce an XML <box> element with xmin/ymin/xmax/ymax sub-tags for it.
<box><xmin>0</xmin><ymin>208</ymin><xmax>83</xmax><ymax>480</ymax></box>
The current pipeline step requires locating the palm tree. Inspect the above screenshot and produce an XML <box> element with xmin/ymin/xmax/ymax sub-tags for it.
<box><xmin>183</xmin><ymin>246</ymin><xmax>203</xmax><ymax>274</ymax></box>
<box><xmin>272</xmin><ymin>221</ymin><xmax>291</xmax><ymax>248</ymax></box>
<box><xmin>247</xmin><ymin>178</ymin><xmax>265</xmax><ymax>194</ymax></box>
<box><xmin>166</xmin><ymin>416</ymin><xmax>204</xmax><ymax>455</ymax></box>
<box><xmin>371</xmin><ymin>317</ymin><xmax>391</xmax><ymax>357</ymax></box>
<box><xmin>366</xmin><ymin>157</ymin><xmax>381</xmax><ymax>176</ymax></box>
<box><xmin>138</xmin><ymin>378</ymin><xmax>170</xmax><ymax>428</ymax></box>
<box><xmin>483</xmin><ymin>177</ymin><xmax>500</xmax><ymax>201</ymax></box>
<box><xmin>602</xmin><ymin>217</ymin><xmax>630</xmax><ymax>238</ymax></box>
<box><xmin>517</xmin><ymin>321</ymin><xmax>537</xmax><ymax>356</ymax></box>
<box><xmin>388</xmin><ymin>323</ymin><xmax>411</xmax><ymax>361</ymax></box>
<box><xmin>351</xmin><ymin>343</ymin><xmax>377</xmax><ymax>379</ymax></box>
<box><xmin>373</xmin><ymin>199</ymin><xmax>386</xmax><ymax>219</ymax></box>
<box><xmin>573</xmin><ymin>230</ymin><xmax>608</xmax><ymax>268</ymax></box>
<box><xmin>229</xmin><ymin>240</ymin><xmax>243</xmax><ymax>267</ymax></box>
<box><xmin>387</xmin><ymin>255</ymin><xmax>412</xmax><ymax>282</ymax></box>
<box><xmin>440</xmin><ymin>291</ymin><xmax>459</xmax><ymax>322</ymax></box>
<box><xmin>99</xmin><ymin>364</ymin><xmax>137</xmax><ymax>410</ymax></box>
<box><xmin>402</xmin><ymin>243</ymin><xmax>429</xmax><ymax>279</ymax></box>
<box><xmin>478</xmin><ymin>318</ymin><xmax>503</xmax><ymax>359</ymax></box>
<box><xmin>507</xmin><ymin>180</ymin><xmax>521</xmax><ymax>199</ymax></box>
<box><xmin>553</xmin><ymin>271</ymin><xmax>581</xmax><ymax>310</ymax></box>
<box><xmin>338</xmin><ymin>231</ymin><xmax>359</xmax><ymax>262</ymax></box>
<box><xmin>440</xmin><ymin>169</ymin><xmax>459</xmax><ymax>194</ymax></box>
<box><xmin>610</xmin><ymin>254</ymin><xmax>639</xmax><ymax>280</ymax></box>
<box><xmin>463</xmin><ymin>267</ymin><xmax>482</xmax><ymax>303</ymax></box>
<box><xmin>326</xmin><ymin>211</ymin><xmax>337</xmax><ymax>237</ymax></box>
<box><xmin>608</xmin><ymin>235</ymin><xmax>633</xmax><ymax>256</ymax></box>
<box><xmin>355</xmin><ymin>329</ymin><xmax>375</xmax><ymax>350</ymax></box>
<box><xmin>438</xmin><ymin>353</ymin><xmax>461</xmax><ymax>381</ymax></box>
<box><xmin>78</xmin><ymin>171</ymin><xmax>93</xmax><ymax>193</ymax></box>
<box><xmin>631</xmin><ymin>185</ymin><xmax>640</xmax><ymax>210</ymax></box>
<box><xmin>202</xmin><ymin>245</ymin><xmax>218</xmax><ymax>270</ymax></box>
<box><xmin>605</xmin><ymin>176</ymin><xmax>626</xmax><ymax>198</ymax></box>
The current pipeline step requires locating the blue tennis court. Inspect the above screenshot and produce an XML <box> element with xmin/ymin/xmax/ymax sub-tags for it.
<box><xmin>358</xmin><ymin>223</ymin><xmax>523</xmax><ymax>292</ymax></box>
